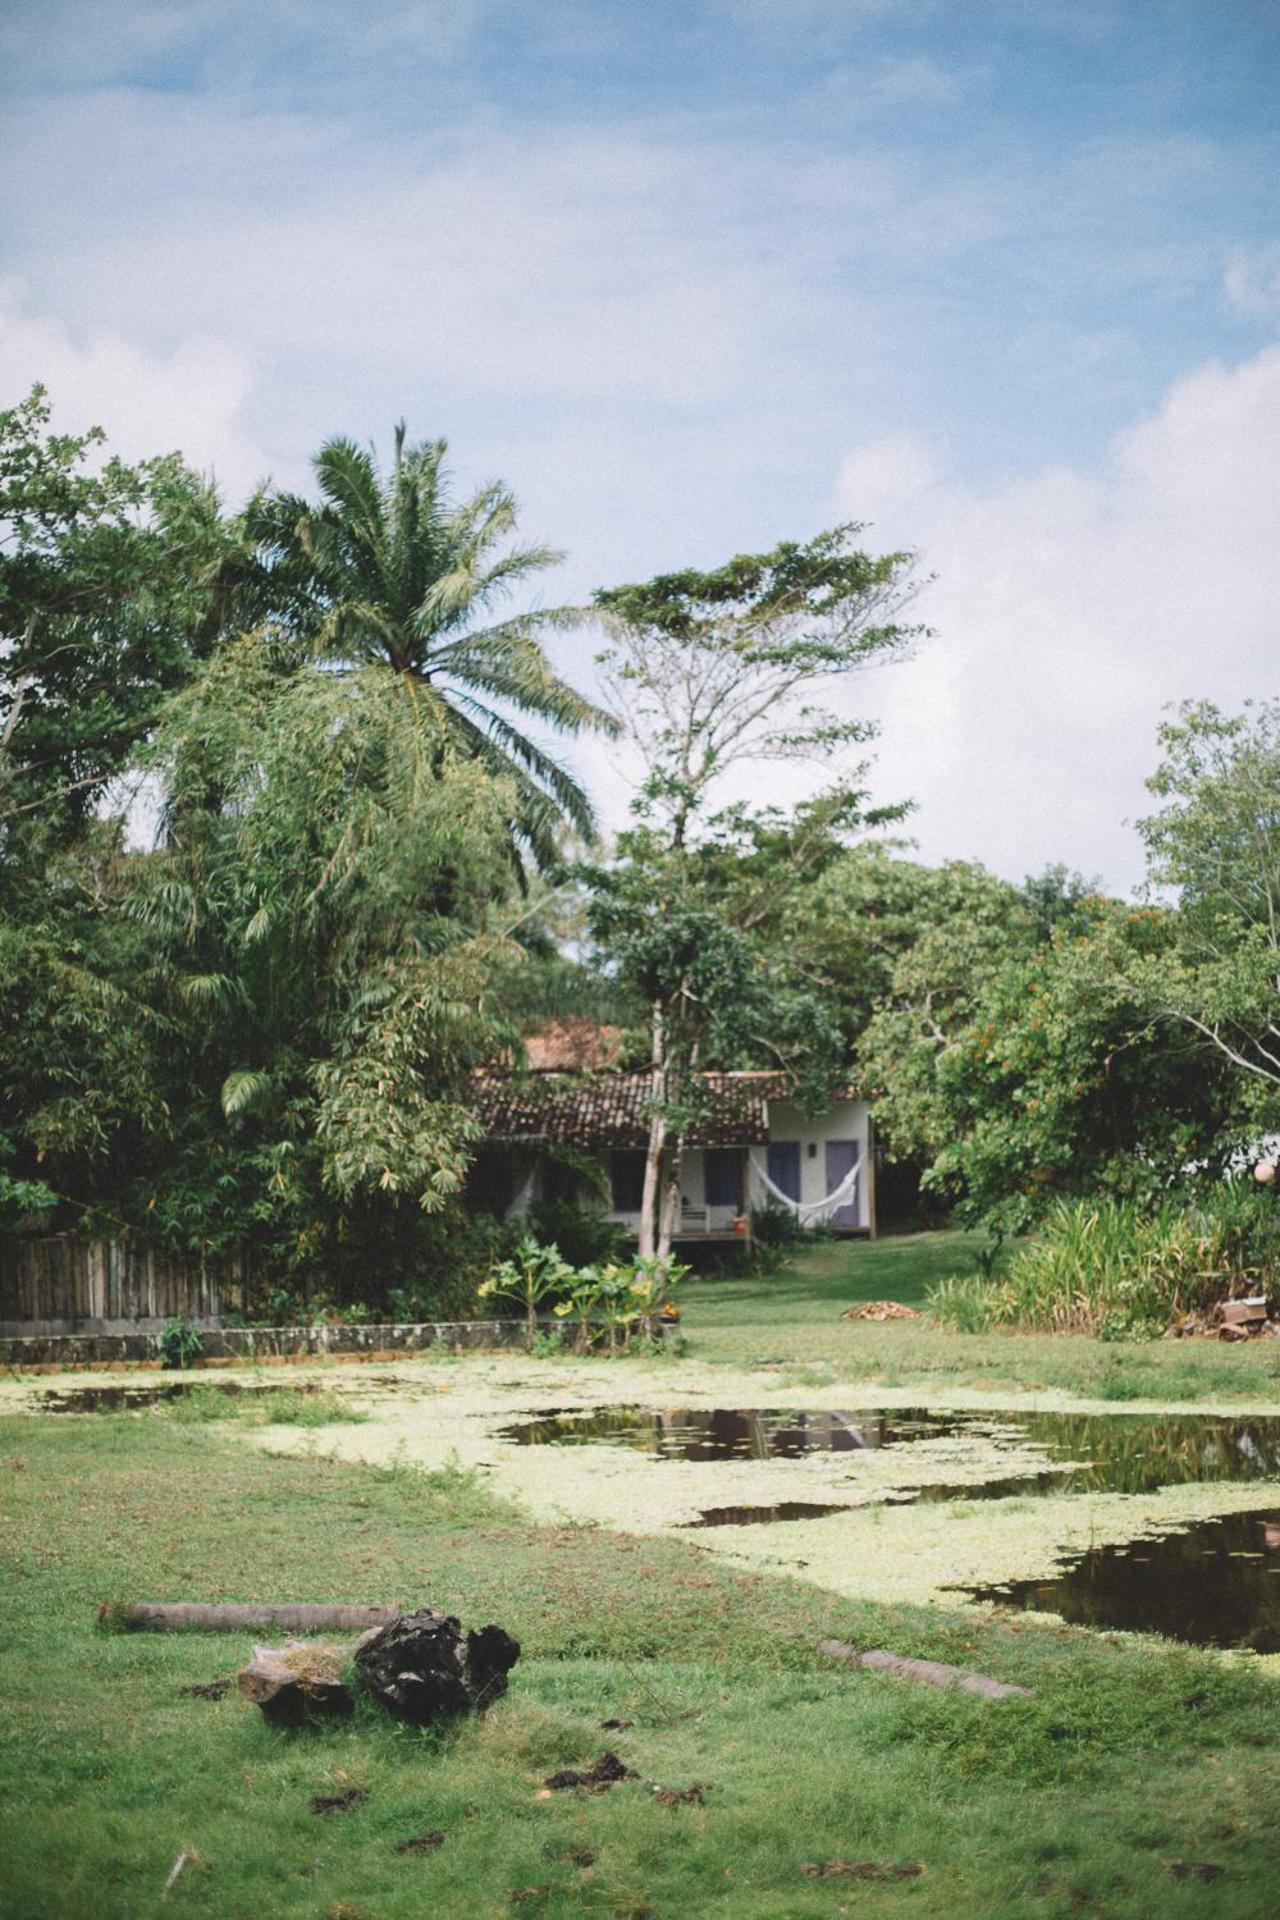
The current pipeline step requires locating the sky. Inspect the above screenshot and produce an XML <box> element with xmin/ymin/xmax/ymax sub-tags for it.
<box><xmin>2</xmin><ymin>0</ymin><xmax>1278</xmax><ymax>893</ymax></box>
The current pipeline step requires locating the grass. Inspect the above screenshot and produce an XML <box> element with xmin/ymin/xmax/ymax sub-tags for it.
<box><xmin>679</xmin><ymin>1232</ymin><xmax>1280</xmax><ymax>1402</ymax></box>
<box><xmin>165</xmin><ymin>1384</ymin><xmax>364</xmax><ymax>1427</ymax></box>
<box><xmin>1</xmin><ymin>1417</ymin><xmax>1279</xmax><ymax>1916</ymax></box>
<box><xmin>3</xmin><ymin>1230</ymin><xmax>1280</xmax><ymax>1917</ymax></box>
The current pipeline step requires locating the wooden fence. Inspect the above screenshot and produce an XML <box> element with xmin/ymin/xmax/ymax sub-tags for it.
<box><xmin>0</xmin><ymin>1236</ymin><xmax>247</xmax><ymax>1333</ymax></box>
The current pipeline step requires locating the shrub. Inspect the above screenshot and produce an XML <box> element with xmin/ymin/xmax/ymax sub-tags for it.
<box><xmin>526</xmin><ymin>1197</ymin><xmax>629</xmax><ymax>1268</ymax></box>
<box><xmin>158</xmin><ymin>1316</ymin><xmax>203</xmax><ymax>1370</ymax></box>
<box><xmin>478</xmin><ymin>1237</ymin><xmax>577</xmax><ymax>1342</ymax></box>
<box><xmin>931</xmin><ymin>1186</ymin><xmax>1280</xmax><ymax>1339</ymax></box>
<box><xmin>750</xmin><ymin>1204</ymin><xmax>807</xmax><ymax>1247</ymax></box>
<box><xmin>925</xmin><ymin>1272</ymin><xmax>1001</xmax><ymax>1334</ymax></box>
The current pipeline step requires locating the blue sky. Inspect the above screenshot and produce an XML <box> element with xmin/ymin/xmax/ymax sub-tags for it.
<box><xmin>3</xmin><ymin>0</ymin><xmax>1279</xmax><ymax>888</ymax></box>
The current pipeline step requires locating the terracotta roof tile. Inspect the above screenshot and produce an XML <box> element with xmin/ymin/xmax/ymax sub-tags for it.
<box><xmin>475</xmin><ymin>1070</ymin><xmax>773</xmax><ymax>1149</ymax></box>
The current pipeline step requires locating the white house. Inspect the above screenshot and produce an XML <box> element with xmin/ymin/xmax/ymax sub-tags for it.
<box><xmin>473</xmin><ymin>1022</ymin><xmax>875</xmax><ymax>1239</ymax></box>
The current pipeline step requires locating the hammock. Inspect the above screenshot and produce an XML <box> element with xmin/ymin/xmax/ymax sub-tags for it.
<box><xmin>747</xmin><ymin>1150</ymin><xmax>861</xmax><ymax>1225</ymax></box>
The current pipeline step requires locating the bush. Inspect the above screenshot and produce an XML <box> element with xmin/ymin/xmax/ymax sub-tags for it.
<box><xmin>158</xmin><ymin>1316</ymin><xmax>203</xmax><ymax>1369</ymax></box>
<box><xmin>526</xmin><ymin>1197</ymin><xmax>629</xmax><ymax>1268</ymax></box>
<box><xmin>750</xmin><ymin>1204</ymin><xmax>807</xmax><ymax>1247</ymax></box>
<box><xmin>925</xmin><ymin>1272</ymin><xmax>1000</xmax><ymax>1334</ymax></box>
<box><xmin>929</xmin><ymin>1186</ymin><xmax>1280</xmax><ymax>1338</ymax></box>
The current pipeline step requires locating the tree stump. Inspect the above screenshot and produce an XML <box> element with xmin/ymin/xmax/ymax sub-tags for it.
<box><xmin>237</xmin><ymin>1641</ymin><xmax>354</xmax><ymax>1726</ymax></box>
<box><xmin>353</xmin><ymin>1608</ymin><xmax>520</xmax><ymax>1725</ymax></box>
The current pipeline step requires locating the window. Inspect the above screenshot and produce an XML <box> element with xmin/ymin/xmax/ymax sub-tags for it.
<box><xmin>610</xmin><ymin>1149</ymin><xmax>647</xmax><ymax>1213</ymax></box>
<box><xmin>766</xmin><ymin>1140</ymin><xmax>801</xmax><ymax>1203</ymax></box>
<box><xmin>704</xmin><ymin>1148</ymin><xmax>743</xmax><ymax>1208</ymax></box>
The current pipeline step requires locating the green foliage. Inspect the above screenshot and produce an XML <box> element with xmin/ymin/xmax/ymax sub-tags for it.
<box><xmin>924</xmin><ymin>1270</ymin><xmax>1001</xmax><ymax>1334</ymax></box>
<box><xmin>243</xmin><ymin>422</ymin><xmax>614</xmax><ymax>869</ymax></box>
<box><xmin>1136</xmin><ymin>699</ymin><xmax>1280</xmax><ymax>1126</ymax></box>
<box><xmin>525</xmin><ymin>1196</ymin><xmax>629</xmax><ymax>1268</ymax></box>
<box><xmin>595</xmin><ymin>525</ymin><xmax>923</xmax><ymax>840</ymax></box>
<box><xmin>933</xmin><ymin>1189</ymin><xmax>1280</xmax><ymax>1338</ymax></box>
<box><xmin>860</xmin><ymin>880</ymin><xmax>1241</xmax><ymax>1230</ymax></box>
<box><xmin>478</xmin><ymin>1235</ymin><xmax>577</xmax><ymax>1339</ymax></box>
<box><xmin>157</xmin><ymin>1316</ymin><xmax>203</xmax><ymax>1370</ymax></box>
<box><xmin>164</xmin><ymin>1384</ymin><xmax>363</xmax><ymax>1426</ymax></box>
<box><xmin>750</xmin><ymin>1202</ymin><xmax>809</xmax><ymax>1248</ymax></box>
<box><xmin>4</xmin><ymin>1370</ymin><xmax>1280</xmax><ymax>1919</ymax></box>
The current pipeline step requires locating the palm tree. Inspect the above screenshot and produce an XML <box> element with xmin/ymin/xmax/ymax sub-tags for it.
<box><xmin>244</xmin><ymin>425</ymin><xmax>612</xmax><ymax>869</ymax></box>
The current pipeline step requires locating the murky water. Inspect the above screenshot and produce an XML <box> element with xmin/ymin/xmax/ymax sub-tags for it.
<box><xmin>965</xmin><ymin>1508</ymin><xmax>1280</xmax><ymax>1652</ymax></box>
<box><xmin>682</xmin><ymin>1501</ymin><xmax>853</xmax><ymax>1529</ymax></box>
<box><xmin>38</xmin><ymin>1380</ymin><xmax>329</xmax><ymax>1413</ymax></box>
<box><xmin>504</xmin><ymin>1405</ymin><xmax>1280</xmax><ymax>1499</ymax></box>
<box><xmin>503</xmin><ymin>1405</ymin><xmax>969</xmax><ymax>1459</ymax></box>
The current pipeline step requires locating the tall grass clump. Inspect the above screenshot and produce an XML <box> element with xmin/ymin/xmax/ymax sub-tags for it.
<box><xmin>928</xmin><ymin>1187</ymin><xmax>1280</xmax><ymax>1339</ymax></box>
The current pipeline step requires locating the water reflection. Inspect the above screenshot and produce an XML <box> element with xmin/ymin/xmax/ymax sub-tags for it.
<box><xmin>504</xmin><ymin>1405</ymin><xmax>1280</xmax><ymax>1500</ymax></box>
<box><xmin>965</xmin><ymin>1508</ymin><xmax>1280</xmax><ymax>1652</ymax></box>
<box><xmin>683</xmin><ymin>1501</ymin><xmax>853</xmax><ymax>1529</ymax></box>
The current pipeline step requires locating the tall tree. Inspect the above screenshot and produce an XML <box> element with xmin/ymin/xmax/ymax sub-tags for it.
<box><xmin>0</xmin><ymin>389</ymin><xmax>233</xmax><ymax>1231</ymax></box>
<box><xmin>243</xmin><ymin>425</ymin><xmax>613</xmax><ymax>870</ymax></box>
<box><xmin>0</xmin><ymin>386</ymin><xmax>229</xmax><ymax>852</ymax></box>
<box><xmin>1137</xmin><ymin>699</ymin><xmax>1280</xmax><ymax>1126</ymax></box>
<box><xmin>590</xmin><ymin>526</ymin><xmax>923</xmax><ymax>1259</ymax></box>
<box><xmin>124</xmin><ymin>631</ymin><xmax>519</xmax><ymax>1275</ymax></box>
<box><xmin>857</xmin><ymin>879</ymin><xmax>1240</xmax><ymax>1230</ymax></box>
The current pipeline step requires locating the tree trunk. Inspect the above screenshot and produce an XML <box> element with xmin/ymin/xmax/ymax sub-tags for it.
<box><xmin>238</xmin><ymin>1642</ymin><xmax>353</xmax><ymax>1725</ymax></box>
<box><xmin>99</xmin><ymin>1602</ymin><xmax>400</xmax><ymax>1634</ymax></box>
<box><xmin>638</xmin><ymin>999</ymin><xmax>666</xmax><ymax>1258</ymax></box>
<box><xmin>656</xmin><ymin>1139</ymin><xmax>683</xmax><ymax>1262</ymax></box>
<box><xmin>353</xmin><ymin>1607</ymin><xmax>520</xmax><ymax>1725</ymax></box>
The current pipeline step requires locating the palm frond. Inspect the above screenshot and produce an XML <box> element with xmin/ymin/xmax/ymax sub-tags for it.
<box><xmin>220</xmin><ymin>1067</ymin><xmax>273</xmax><ymax>1119</ymax></box>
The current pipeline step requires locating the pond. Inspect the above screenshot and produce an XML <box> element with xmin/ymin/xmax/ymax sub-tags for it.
<box><xmin>503</xmin><ymin>1404</ymin><xmax>1280</xmax><ymax>1500</ymax></box>
<box><xmin>38</xmin><ymin>1380</ymin><xmax>333</xmax><ymax>1413</ymax></box>
<box><xmin>965</xmin><ymin>1507</ymin><xmax>1280</xmax><ymax>1652</ymax></box>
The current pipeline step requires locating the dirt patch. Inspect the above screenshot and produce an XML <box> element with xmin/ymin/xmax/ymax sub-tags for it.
<box><xmin>801</xmin><ymin>1860</ymin><xmax>925</xmax><ymax>1880</ymax></box>
<box><xmin>544</xmin><ymin>1752</ymin><xmax>637</xmax><ymax>1793</ymax></box>
<box><xmin>311</xmin><ymin>1788</ymin><xmax>368</xmax><ymax>1816</ymax></box>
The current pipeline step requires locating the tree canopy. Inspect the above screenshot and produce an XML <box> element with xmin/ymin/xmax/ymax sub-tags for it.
<box><xmin>242</xmin><ymin>424</ymin><xmax>615</xmax><ymax>869</ymax></box>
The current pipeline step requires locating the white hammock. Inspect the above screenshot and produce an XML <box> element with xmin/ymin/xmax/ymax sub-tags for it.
<box><xmin>747</xmin><ymin>1150</ymin><xmax>861</xmax><ymax>1225</ymax></box>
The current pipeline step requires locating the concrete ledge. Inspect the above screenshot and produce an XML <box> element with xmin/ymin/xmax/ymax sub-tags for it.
<box><xmin>0</xmin><ymin>1317</ymin><xmax>637</xmax><ymax>1369</ymax></box>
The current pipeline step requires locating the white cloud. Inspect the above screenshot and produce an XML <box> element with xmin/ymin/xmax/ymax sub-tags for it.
<box><xmin>1224</xmin><ymin>240</ymin><xmax>1280</xmax><ymax>318</ymax></box>
<box><xmin>834</xmin><ymin>343</ymin><xmax>1280</xmax><ymax>893</ymax></box>
<box><xmin>0</xmin><ymin>285</ymin><xmax>273</xmax><ymax>501</ymax></box>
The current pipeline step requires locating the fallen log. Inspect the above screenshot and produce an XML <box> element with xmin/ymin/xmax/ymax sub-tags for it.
<box><xmin>237</xmin><ymin>1641</ymin><xmax>353</xmax><ymax>1726</ymax></box>
<box><xmin>99</xmin><ymin>1602</ymin><xmax>399</xmax><ymax>1634</ymax></box>
<box><xmin>354</xmin><ymin>1607</ymin><xmax>520</xmax><ymax>1725</ymax></box>
<box><xmin>819</xmin><ymin>1640</ymin><xmax>1031</xmax><ymax>1700</ymax></box>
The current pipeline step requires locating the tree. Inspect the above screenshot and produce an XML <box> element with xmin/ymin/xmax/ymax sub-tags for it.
<box><xmin>857</xmin><ymin>881</ymin><xmax>1240</xmax><ymax>1230</ymax></box>
<box><xmin>242</xmin><ymin>425</ymin><xmax>613</xmax><ymax>870</ymax></box>
<box><xmin>0</xmin><ymin>390</ymin><xmax>234</xmax><ymax>1233</ymax></box>
<box><xmin>1137</xmin><ymin>700</ymin><xmax>1280</xmax><ymax>1125</ymax></box>
<box><xmin>0</xmin><ymin>386</ymin><xmax>229</xmax><ymax>850</ymax></box>
<box><xmin>589</xmin><ymin>526</ymin><xmax>923</xmax><ymax>1258</ymax></box>
<box><xmin>124</xmin><ymin>631</ymin><xmax>520</xmax><ymax>1274</ymax></box>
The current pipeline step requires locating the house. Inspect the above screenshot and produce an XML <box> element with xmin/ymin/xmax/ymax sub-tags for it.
<box><xmin>473</xmin><ymin>1020</ymin><xmax>875</xmax><ymax>1239</ymax></box>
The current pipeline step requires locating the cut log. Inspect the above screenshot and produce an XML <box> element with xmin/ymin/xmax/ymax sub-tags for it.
<box><xmin>819</xmin><ymin>1640</ymin><xmax>1031</xmax><ymax>1700</ymax></box>
<box><xmin>353</xmin><ymin>1607</ymin><xmax>520</xmax><ymax>1726</ymax></box>
<box><xmin>237</xmin><ymin>1641</ymin><xmax>354</xmax><ymax>1726</ymax></box>
<box><xmin>99</xmin><ymin>1602</ymin><xmax>399</xmax><ymax>1634</ymax></box>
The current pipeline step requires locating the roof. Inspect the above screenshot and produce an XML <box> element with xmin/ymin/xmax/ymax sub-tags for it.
<box><xmin>475</xmin><ymin>1069</ymin><xmax>774</xmax><ymax>1150</ymax></box>
<box><xmin>522</xmin><ymin>1019</ymin><xmax>627</xmax><ymax>1072</ymax></box>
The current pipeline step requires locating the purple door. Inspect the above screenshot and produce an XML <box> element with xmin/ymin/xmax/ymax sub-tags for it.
<box><xmin>825</xmin><ymin>1139</ymin><xmax>860</xmax><ymax>1229</ymax></box>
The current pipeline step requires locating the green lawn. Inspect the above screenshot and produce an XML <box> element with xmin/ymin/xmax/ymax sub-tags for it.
<box><xmin>681</xmin><ymin>1232</ymin><xmax>1280</xmax><ymax>1403</ymax></box>
<box><xmin>2</xmin><ymin>1231</ymin><xmax>1279</xmax><ymax>1918</ymax></box>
